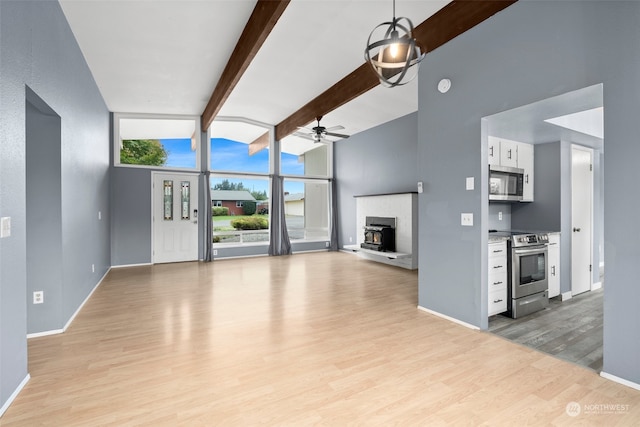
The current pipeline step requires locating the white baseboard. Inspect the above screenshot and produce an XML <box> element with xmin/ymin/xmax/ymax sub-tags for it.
<box><xmin>561</xmin><ymin>291</ymin><xmax>573</xmax><ymax>301</ymax></box>
<box><xmin>592</xmin><ymin>281</ymin><xmax>602</xmax><ymax>291</ymax></box>
<box><xmin>600</xmin><ymin>371</ymin><xmax>640</xmax><ymax>391</ymax></box>
<box><xmin>27</xmin><ymin>329</ymin><xmax>64</xmax><ymax>339</ymax></box>
<box><xmin>417</xmin><ymin>306</ymin><xmax>480</xmax><ymax>330</ymax></box>
<box><xmin>0</xmin><ymin>374</ymin><xmax>30</xmax><ymax>417</ymax></box>
<box><xmin>111</xmin><ymin>262</ymin><xmax>152</xmax><ymax>268</ymax></box>
<box><xmin>27</xmin><ymin>267</ymin><xmax>111</xmax><ymax>339</ymax></box>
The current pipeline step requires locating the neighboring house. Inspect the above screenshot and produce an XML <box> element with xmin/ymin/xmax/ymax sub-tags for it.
<box><xmin>284</xmin><ymin>192</ymin><xmax>304</xmax><ymax>216</ymax></box>
<box><xmin>211</xmin><ymin>190</ymin><xmax>256</xmax><ymax>216</ymax></box>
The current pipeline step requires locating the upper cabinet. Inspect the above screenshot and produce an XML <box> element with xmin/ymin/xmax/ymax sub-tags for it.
<box><xmin>488</xmin><ymin>136</ymin><xmax>534</xmax><ymax>202</ymax></box>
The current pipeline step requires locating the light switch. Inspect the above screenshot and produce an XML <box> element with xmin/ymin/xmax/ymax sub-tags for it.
<box><xmin>461</xmin><ymin>213</ymin><xmax>473</xmax><ymax>226</ymax></box>
<box><xmin>1</xmin><ymin>217</ymin><xmax>11</xmax><ymax>238</ymax></box>
<box><xmin>466</xmin><ymin>177</ymin><xmax>474</xmax><ymax>191</ymax></box>
<box><xmin>417</xmin><ymin>181</ymin><xmax>423</xmax><ymax>193</ymax></box>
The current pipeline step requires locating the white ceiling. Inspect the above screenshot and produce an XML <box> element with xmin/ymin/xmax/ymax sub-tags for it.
<box><xmin>59</xmin><ymin>0</ymin><xmax>449</xmax><ymax>142</ymax></box>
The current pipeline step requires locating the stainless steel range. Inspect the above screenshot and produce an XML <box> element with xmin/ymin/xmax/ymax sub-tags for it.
<box><xmin>508</xmin><ymin>232</ymin><xmax>549</xmax><ymax>318</ymax></box>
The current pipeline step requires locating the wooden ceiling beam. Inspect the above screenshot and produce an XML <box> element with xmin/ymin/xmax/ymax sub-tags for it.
<box><xmin>201</xmin><ymin>0</ymin><xmax>290</xmax><ymax>132</ymax></box>
<box><xmin>275</xmin><ymin>0</ymin><xmax>517</xmax><ymax>141</ymax></box>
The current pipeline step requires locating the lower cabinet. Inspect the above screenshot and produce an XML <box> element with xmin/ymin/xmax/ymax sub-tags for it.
<box><xmin>488</xmin><ymin>240</ymin><xmax>508</xmax><ymax>316</ymax></box>
<box><xmin>548</xmin><ymin>233</ymin><xmax>560</xmax><ymax>298</ymax></box>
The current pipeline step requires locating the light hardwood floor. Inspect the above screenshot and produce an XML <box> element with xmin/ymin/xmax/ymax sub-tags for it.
<box><xmin>3</xmin><ymin>252</ymin><xmax>639</xmax><ymax>425</ymax></box>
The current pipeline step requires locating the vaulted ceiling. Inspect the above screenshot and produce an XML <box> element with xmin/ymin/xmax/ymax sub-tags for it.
<box><xmin>59</xmin><ymin>0</ymin><xmax>515</xmax><ymax>148</ymax></box>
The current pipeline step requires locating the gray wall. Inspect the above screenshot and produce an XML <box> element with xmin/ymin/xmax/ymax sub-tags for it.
<box><xmin>0</xmin><ymin>0</ymin><xmax>110</xmax><ymax>412</ymax></box>
<box><xmin>335</xmin><ymin>112</ymin><xmax>418</xmax><ymax>247</ymax></box>
<box><xmin>417</xmin><ymin>0</ymin><xmax>640</xmax><ymax>385</ymax></box>
<box><xmin>110</xmin><ymin>167</ymin><xmax>153</xmax><ymax>266</ymax></box>
<box><xmin>512</xmin><ymin>142</ymin><xmax>562</xmax><ymax>232</ymax></box>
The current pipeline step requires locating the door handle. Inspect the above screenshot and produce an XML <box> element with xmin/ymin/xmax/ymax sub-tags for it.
<box><xmin>573</xmin><ymin>227</ymin><xmax>581</xmax><ymax>232</ymax></box>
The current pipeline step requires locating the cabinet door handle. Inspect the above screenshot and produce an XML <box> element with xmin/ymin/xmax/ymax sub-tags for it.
<box><xmin>508</xmin><ymin>149</ymin><xmax>512</xmax><ymax>159</ymax></box>
<box><xmin>493</xmin><ymin>299</ymin><xmax>503</xmax><ymax>303</ymax></box>
<box><xmin>489</xmin><ymin>146</ymin><xmax>494</xmax><ymax>157</ymax></box>
<box><xmin>492</xmin><ymin>249</ymin><xmax>503</xmax><ymax>253</ymax></box>
<box><xmin>493</xmin><ymin>265</ymin><xmax>503</xmax><ymax>269</ymax></box>
<box><xmin>525</xmin><ymin>174</ymin><xmax>529</xmax><ymax>184</ymax></box>
<box><xmin>492</xmin><ymin>281</ymin><xmax>503</xmax><ymax>286</ymax></box>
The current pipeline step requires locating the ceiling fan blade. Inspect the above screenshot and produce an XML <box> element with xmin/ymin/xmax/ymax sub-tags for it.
<box><xmin>325</xmin><ymin>125</ymin><xmax>345</xmax><ymax>132</ymax></box>
<box><xmin>325</xmin><ymin>132</ymin><xmax>350</xmax><ymax>139</ymax></box>
<box><xmin>293</xmin><ymin>131</ymin><xmax>316</xmax><ymax>141</ymax></box>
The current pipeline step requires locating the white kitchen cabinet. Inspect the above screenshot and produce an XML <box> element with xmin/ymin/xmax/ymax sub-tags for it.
<box><xmin>499</xmin><ymin>139</ymin><xmax>518</xmax><ymax>168</ymax></box>
<box><xmin>488</xmin><ymin>137</ymin><xmax>500</xmax><ymax>166</ymax></box>
<box><xmin>548</xmin><ymin>233</ymin><xmax>560</xmax><ymax>298</ymax></box>
<box><xmin>488</xmin><ymin>240</ymin><xmax>508</xmax><ymax>316</ymax></box>
<box><xmin>517</xmin><ymin>142</ymin><xmax>534</xmax><ymax>202</ymax></box>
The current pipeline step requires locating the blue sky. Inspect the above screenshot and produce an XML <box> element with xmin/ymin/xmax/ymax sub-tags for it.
<box><xmin>162</xmin><ymin>138</ymin><xmax>304</xmax><ymax>194</ymax></box>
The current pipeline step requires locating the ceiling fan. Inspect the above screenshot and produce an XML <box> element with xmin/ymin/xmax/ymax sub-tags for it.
<box><xmin>294</xmin><ymin>116</ymin><xmax>350</xmax><ymax>144</ymax></box>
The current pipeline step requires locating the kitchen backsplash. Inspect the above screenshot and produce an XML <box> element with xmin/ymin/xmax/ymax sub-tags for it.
<box><xmin>489</xmin><ymin>203</ymin><xmax>511</xmax><ymax>230</ymax></box>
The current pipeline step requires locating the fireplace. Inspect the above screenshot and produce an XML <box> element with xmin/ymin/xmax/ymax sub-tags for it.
<box><xmin>361</xmin><ymin>216</ymin><xmax>396</xmax><ymax>252</ymax></box>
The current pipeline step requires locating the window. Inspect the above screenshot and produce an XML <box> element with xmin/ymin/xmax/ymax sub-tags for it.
<box><xmin>284</xmin><ymin>179</ymin><xmax>329</xmax><ymax>242</ymax></box>
<box><xmin>280</xmin><ymin>135</ymin><xmax>331</xmax><ymax>177</ymax></box>
<box><xmin>209</xmin><ymin>118</ymin><xmax>272</xmax><ymax>248</ymax></box>
<box><xmin>210</xmin><ymin>176</ymin><xmax>270</xmax><ymax>246</ymax></box>
<box><xmin>209</xmin><ymin>120</ymin><xmax>270</xmax><ymax>173</ymax></box>
<box><xmin>213</xmin><ymin>200</ymin><xmax>222</xmax><ymax>207</ymax></box>
<box><xmin>114</xmin><ymin>114</ymin><xmax>199</xmax><ymax>169</ymax></box>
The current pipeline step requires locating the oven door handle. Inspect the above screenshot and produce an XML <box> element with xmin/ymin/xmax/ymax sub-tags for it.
<box><xmin>513</xmin><ymin>246</ymin><xmax>547</xmax><ymax>255</ymax></box>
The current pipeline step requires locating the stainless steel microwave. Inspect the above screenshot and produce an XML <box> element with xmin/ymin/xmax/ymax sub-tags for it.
<box><xmin>489</xmin><ymin>165</ymin><xmax>524</xmax><ymax>201</ymax></box>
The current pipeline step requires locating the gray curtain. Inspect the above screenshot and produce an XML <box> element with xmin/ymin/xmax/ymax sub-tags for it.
<box><xmin>268</xmin><ymin>175</ymin><xmax>291</xmax><ymax>256</ymax></box>
<box><xmin>203</xmin><ymin>171</ymin><xmax>213</xmax><ymax>261</ymax></box>
<box><xmin>329</xmin><ymin>178</ymin><xmax>339</xmax><ymax>251</ymax></box>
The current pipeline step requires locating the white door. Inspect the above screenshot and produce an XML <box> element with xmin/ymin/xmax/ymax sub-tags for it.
<box><xmin>152</xmin><ymin>172</ymin><xmax>199</xmax><ymax>264</ymax></box>
<box><xmin>571</xmin><ymin>145</ymin><xmax>593</xmax><ymax>295</ymax></box>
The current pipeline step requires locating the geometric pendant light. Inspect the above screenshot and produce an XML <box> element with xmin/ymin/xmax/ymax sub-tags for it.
<box><xmin>364</xmin><ymin>0</ymin><xmax>425</xmax><ymax>87</ymax></box>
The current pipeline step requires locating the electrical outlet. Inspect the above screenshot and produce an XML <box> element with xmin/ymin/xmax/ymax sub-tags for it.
<box><xmin>461</xmin><ymin>213</ymin><xmax>474</xmax><ymax>227</ymax></box>
<box><xmin>325</xmin><ymin>241</ymin><xmax>330</xmax><ymax>247</ymax></box>
<box><xmin>92</xmin><ymin>264</ymin><xmax>95</xmax><ymax>273</ymax></box>
<box><xmin>349</xmin><ymin>236</ymin><xmax>353</xmax><ymax>243</ymax></box>
<box><xmin>498</xmin><ymin>211</ymin><xmax>503</xmax><ymax>221</ymax></box>
<box><xmin>213</xmin><ymin>249</ymin><xmax>218</xmax><ymax>256</ymax></box>
<box><xmin>33</xmin><ymin>291</ymin><xmax>44</xmax><ymax>304</ymax></box>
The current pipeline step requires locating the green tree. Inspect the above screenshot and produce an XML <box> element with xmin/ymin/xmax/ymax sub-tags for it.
<box><xmin>242</xmin><ymin>201</ymin><xmax>257</xmax><ymax>215</ymax></box>
<box><xmin>213</xmin><ymin>180</ymin><xmax>246</xmax><ymax>191</ymax></box>
<box><xmin>120</xmin><ymin>139</ymin><xmax>167</xmax><ymax>166</ymax></box>
<box><xmin>251</xmin><ymin>189</ymin><xmax>268</xmax><ymax>200</ymax></box>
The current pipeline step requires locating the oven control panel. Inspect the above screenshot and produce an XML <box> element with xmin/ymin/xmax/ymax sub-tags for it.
<box><xmin>513</xmin><ymin>233</ymin><xmax>549</xmax><ymax>246</ymax></box>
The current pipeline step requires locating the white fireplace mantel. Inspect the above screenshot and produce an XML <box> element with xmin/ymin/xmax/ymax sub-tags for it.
<box><xmin>344</xmin><ymin>192</ymin><xmax>418</xmax><ymax>270</ymax></box>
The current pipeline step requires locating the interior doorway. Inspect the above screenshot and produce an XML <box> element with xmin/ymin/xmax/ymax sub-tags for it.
<box><xmin>484</xmin><ymin>84</ymin><xmax>604</xmax><ymax>371</ymax></box>
<box><xmin>25</xmin><ymin>87</ymin><xmax>63</xmax><ymax>334</ymax></box>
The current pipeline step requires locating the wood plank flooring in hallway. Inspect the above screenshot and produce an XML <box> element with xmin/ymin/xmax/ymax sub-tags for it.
<box><xmin>2</xmin><ymin>253</ymin><xmax>639</xmax><ymax>425</ymax></box>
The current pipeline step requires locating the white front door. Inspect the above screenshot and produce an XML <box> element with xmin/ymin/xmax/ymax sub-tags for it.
<box><xmin>571</xmin><ymin>145</ymin><xmax>593</xmax><ymax>296</ymax></box>
<box><xmin>152</xmin><ymin>172</ymin><xmax>199</xmax><ymax>264</ymax></box>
